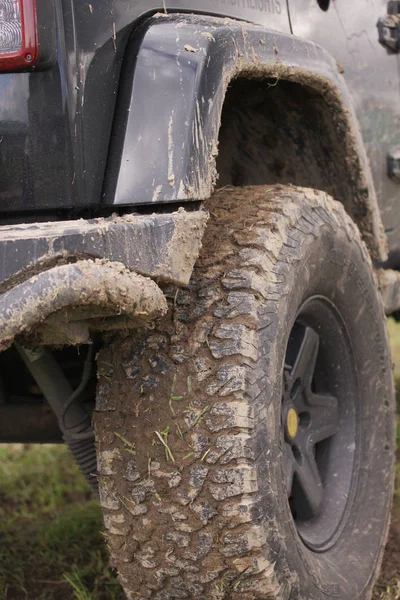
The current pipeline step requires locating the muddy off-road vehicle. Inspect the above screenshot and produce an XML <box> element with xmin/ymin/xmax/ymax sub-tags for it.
<box><xmin>2</xmin><ymin>0</ymin><xmax>400</xmax><ymax>597</ymax></box>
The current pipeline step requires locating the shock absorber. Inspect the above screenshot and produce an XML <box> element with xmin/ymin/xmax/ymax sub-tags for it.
<box><xmin>15</xmin><ymin>344</ymin><xmax>98</xmax><ymax>494</ymax></box>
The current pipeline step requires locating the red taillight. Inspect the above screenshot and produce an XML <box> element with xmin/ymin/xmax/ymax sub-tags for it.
<box><xmin>0</xmin><ymin>0</ymin><xmax>37</xmax><ymax>71</ymax></box>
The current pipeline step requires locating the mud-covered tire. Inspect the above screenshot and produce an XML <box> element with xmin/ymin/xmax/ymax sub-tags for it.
<box><xmin>94</xmin><ymin>185</ymin><xmax>395</xmax><ymax>600</ymax></box>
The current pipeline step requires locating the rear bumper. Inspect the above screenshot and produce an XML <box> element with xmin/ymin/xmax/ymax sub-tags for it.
<box><xmin>0</xmin><ymin>208</ymin><xmax>207</xmax><ymax>291</ymax></box>
<box><xmin>0</xmin><ymin>208</ymin><xmax>207</xmax><ymax>348</ymax></box>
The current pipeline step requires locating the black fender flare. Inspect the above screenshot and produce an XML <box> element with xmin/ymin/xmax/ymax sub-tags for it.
<box><xmin>103</xmin><ymin>13</ymin><xmax>386</xmax><ymax>261</ymax></box>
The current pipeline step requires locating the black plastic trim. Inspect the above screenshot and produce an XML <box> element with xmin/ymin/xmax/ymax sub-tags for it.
<box><xmin>103</xmin><ymin>13</ymin><xmax>376</xmax><ymax>210</ymax></box>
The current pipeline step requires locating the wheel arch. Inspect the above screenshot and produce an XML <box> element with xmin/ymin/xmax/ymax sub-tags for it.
<box><xmin>103</xmin><ymin>12</ymin><xmax>387</xmax><ymax>261</ymax></box>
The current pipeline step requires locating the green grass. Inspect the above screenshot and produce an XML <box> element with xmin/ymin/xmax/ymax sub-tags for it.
<box><xmin>0</xmin><ymin>320</ymin><xmax>400</xmax><ymax>599</ymax></box>
<box><xmin>0</xmin><ymin>445</ymin><xmax>122</xmax><ymax>600</ymax></box>
<box><xmin>380</xmin><ymin>580</ymin><xmax>400</xmax><ymax>600</ymax></box>
<box><xmin>388</xmin><ymin>319</ymin><xmax>400</xmax><ymax>382</ymax></box>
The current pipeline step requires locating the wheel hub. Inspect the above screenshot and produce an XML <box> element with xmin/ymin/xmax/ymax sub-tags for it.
<box><xmin>284</xmin><ymin>407</ymin><xmax>299</xmax><ymax>441</ymax></box>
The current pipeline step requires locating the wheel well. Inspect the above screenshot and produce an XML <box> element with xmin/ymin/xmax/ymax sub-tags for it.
<box><xmin>216</xmin><ymin>77</ymin><xmax>366</xmax><ymax>228</ymax></box>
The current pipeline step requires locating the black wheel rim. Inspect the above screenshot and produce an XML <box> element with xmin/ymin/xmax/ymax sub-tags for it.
<box><xmin>282</xmin><ymin>296</ymin><xmax>358</xmax><ymax>552</ymax></box>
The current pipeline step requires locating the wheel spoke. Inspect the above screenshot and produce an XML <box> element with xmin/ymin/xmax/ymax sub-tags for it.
<box><xmin>291</xmin><ymin>327</ymin><xmax>319</xmax><ymax>388</ymax></box>
<box><xmin>307</xmin><ymin>393</ymin><xmax>339</xmax><ymax>444</ymax></box>
<box><xmin>294</xmin><ymin>447</ymin><xmax>324</xmax><ymax>518</ymax></box>
<box><xmin>283</xmin><ymin>441</ymin><xmax>295</xmax><ymax>495</ymax></box>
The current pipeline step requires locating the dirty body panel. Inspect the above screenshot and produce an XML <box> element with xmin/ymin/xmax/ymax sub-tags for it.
<box><xmin>0</xmin><ymin>1</ymin><xmax>398</xmax><ymax>256</ymax></box>
<box><xmin>105</xmin><ymin>14</ymin><xmax>386</xmax><ymax>261</ymax></box>
<box><xmin>0</xmin><ymin>1</ymin><xmax>289</xmax><ymax>216</ymax></box>
<box><xmin>288</xmin><ymin>0</ymin><xmax>400</xmax><ymax>263</ymax></box>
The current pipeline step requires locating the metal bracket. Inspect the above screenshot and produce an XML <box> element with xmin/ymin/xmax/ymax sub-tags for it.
<box><xmin>0</xmin><ymin>260</ymin><xmax>168</xmax><ymax>349</ymax></box>
<box><xmin>378</xmin><ymin>1</ymin><xmax>400</xmax><ymax>53</ymax></box>
<box><xmin>388</xmin><ymin>146</ymin><xmax>400</xmax><ymax>182</ymax></box>
<box><xmin>376</xmin><ymin>268</ymin><xmax>400</xmax><ymax>314</ymax></box>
